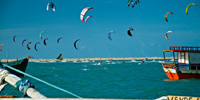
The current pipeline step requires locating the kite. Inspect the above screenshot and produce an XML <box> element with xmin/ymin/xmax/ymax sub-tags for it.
<box><xmin>22</xmin><ymin>39</ymin><xmax>27</xmax><ymax>47</ymax></box>
<box><xmin>128</xmin><ymin>0</ymin><xmax>133</xmax><ymax>7</ymax></box>
<box><xmin>108</xmin><ymin>31</ymin><xmax>114</xmax><ymax>40</ymax></box>
<box><xmin>43</xmin><ymin>38</ymin><xmax>48</xmax><ymax>46</ymax></box>
<box><xmin>165</xmin><ymin>31</ymin><xmax>172</xmax><ymax>41</ymax></box>
<box><xmin>127</xmin><ymin>27</ymin><xmax>133</xmax><ymax>36</ymax></box>
<box><xmin>164</xmin><ymin>12</ymin><xmax>173</xmax><ymax>22</ymax></box>
<box><xmin>47</xmin><ymin>2</ymin><xmax>56</xmax><ymax>12</ymax></box>
<box><xmin>40</xmin><ymin>31</ymin><xmax>46</xmax><ymax>39</ymax></box>
<box><xmin>85</xmin><ymin>16</ymin><xmax>93</xmax><ymax>23</ymax></box>
<box><xmin>186</xmin><ymin>3</ymin><xmax>197</xmax><ymax>15</ymax></box>
<box><xmin>27</xmin><ymin>42</ymin><xmax>31</xmax><ymax>50</ymax></box>
<box><xmin>57</xmin><ymin>37</ymin><xmax>63</xmax><ymax>44</ymax></box>
<box><xmin>128</xmin><ymin>0</ymin><xmax>139</xmax><ymax>8</ymax></box>
<box><xmin>80</xmin><ymin>7</ymin><xmax>93</xmax><ymax>22</ymax></box>
<box><xmin>74</xmin><ymin>39</ymin><xmax>81</xmax><ymax>50</ymax></box>
<box><xmin>0</xmin><ymin>44</ymin><xmax>4</xmax><ymax>51</ymax></box>
<box><xmin>57</xmin><ymin>54</ymin><xmax>63</xmax><ymax>60</ymax></box>
<box><xmin>13</xmin><ymin>35</ymin><xmax>18</xmax><ymax>42</ymax></box>
<box><xmin>34</xmin><ymin>42</ymin><xmax>40</xmax><ymax>51</ymax></box>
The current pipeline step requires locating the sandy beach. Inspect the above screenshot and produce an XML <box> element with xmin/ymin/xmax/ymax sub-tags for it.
<box><xmin>1</xmin><ymin>57</ymin><xmax>174</xmax><ymax>62</ymax></box>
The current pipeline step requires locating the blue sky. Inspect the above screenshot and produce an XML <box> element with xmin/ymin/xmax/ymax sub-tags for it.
<box><xmin>0</xmin><ymin>0</ymin><xmax>200</xmax><ymax>59</ymax></box>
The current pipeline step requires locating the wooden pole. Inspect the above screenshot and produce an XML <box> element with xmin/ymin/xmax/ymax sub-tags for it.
<box><xmin>4</xmin><ymin>74</ymin><xmax>47</xmax><ymax>99</ymax></box>
<box><xmin>7</xmin><ymin>50</ymin><xmax>8</xmax><ymax>63</ymax></box>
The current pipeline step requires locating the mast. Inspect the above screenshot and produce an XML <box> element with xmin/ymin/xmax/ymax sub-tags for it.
<box><xmin>7</xmin><ymin>50</ymin><xmax>8</xmax><ymax>63</ymax></box>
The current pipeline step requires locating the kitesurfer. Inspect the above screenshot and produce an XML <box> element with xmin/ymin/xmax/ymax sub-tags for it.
<box><xmin>140</xmin><ymin>60</ymin><xmax>144</xmax><ymax>64</ymax></box>
<box><xmin>110</xmin><ymin>59</ymin><xmax>113</xmax><ymax>64</ymax></box>
<box><xmin>99</xmin><ymin>60</ymin><xmax>102</xmax><ymax>64</ymax></box>
<box><xmin>140</xmin><ymin>58</ymin><xmax>146</xmax><ymax>65</ymax></box>
<box><xmin>123</xmin><ymin>61</ymin><xmax>126</xmax><ymax>63</ymax></box>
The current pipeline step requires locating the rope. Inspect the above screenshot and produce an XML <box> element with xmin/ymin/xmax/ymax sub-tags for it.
<box><xmin>2</xmin><ymin>64</ymin><xmax>82</xmax><ymax>98</ymax></box>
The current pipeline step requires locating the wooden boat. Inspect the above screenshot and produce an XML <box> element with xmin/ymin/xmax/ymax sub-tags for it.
<box><xmin>162</xmin><ymin>46</ymin><xmax>200</xmax><ymax>80</ymax></box>
<box><xmin>1</xmin><ymin>56</ymin><xmax>30</xmax><ymax>77</ymax></box>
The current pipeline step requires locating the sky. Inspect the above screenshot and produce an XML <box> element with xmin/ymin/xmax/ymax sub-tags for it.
<box><xmin>0</xmin><ymin>0</ymin><xmax>200</xmax><ymax>59</ymax></box>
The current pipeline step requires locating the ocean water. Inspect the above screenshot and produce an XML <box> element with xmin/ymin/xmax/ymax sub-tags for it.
<box><xmin>2</xmin><ymin>60</ymin><xmax>200</xmax><ymax>99</ymax></box>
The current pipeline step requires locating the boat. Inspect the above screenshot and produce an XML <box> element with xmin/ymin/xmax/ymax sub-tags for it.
<box><xmin>56</xmin><ymin>54</ymin><xmax>63</xmax><ymax>60</ymax></box>
<box><xmin>162</xmin><ymin>46</ymin><xmax>200</xmax><ymax>80</ymax></box>
<box><xmin>1</xmin><ymin>56</ymin><xmax>30</xmax><ymax>77</ymax></box>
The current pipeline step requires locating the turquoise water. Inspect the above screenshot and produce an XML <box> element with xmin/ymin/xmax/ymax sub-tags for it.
<box><xmin>2</xmin><ymin>60</ymin><xmax>200</xmax><ymax>99</ymax></box>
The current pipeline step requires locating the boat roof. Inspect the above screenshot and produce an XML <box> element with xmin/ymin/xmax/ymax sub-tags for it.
<box><xmin>163</xmin><ymin>46</ymin><xmax>200</xmax><ymax>52</ymax></box>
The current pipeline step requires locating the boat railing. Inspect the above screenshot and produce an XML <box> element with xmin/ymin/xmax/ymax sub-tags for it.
<box><xmin>162</xmin><ymin>63</ymin><xmax>200</xmax><ymax>71</ymax></box>
<box><xmin>170</xmin><ymin>46</ymin><xmax>200</xmax><ymax>51</ymax></box>
<box><xmin>177</xmin><ymin>64</ymin><xmax>200</xmax><ymax>71</ymax></box>
<box><xmin>162</xmin><ymin>63</ymin><xmax>176</xmax><ymax>69</ymax></box>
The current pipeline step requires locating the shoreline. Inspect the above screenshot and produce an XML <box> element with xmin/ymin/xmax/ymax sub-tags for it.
<box><xmin>1</xmin><ymin>57</ymin><xmax>173</xmax><ymax>62</ymax></box>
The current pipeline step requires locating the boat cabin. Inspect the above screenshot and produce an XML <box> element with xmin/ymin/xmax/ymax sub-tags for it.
<box><xmin>163</xmin><ymin>46</ymin><xmax>200</xmax><ymax>70</ymax></box>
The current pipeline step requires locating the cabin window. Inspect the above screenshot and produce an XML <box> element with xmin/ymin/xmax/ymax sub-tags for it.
<box><xmin>189</xmin><ymin>52</ymin><xmax>200</xmax><ymax>64</ymax></box>
<box><xmin>163</xmin><ymin>52</ymin><xmax>176</xmax><ymax>64</ymax></box>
